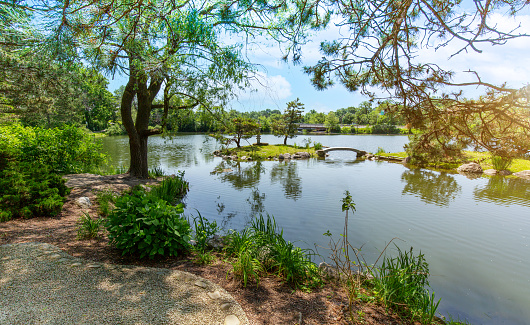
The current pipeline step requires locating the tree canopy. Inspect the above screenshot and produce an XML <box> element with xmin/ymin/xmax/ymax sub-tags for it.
<box><xmin>303</xmin><ymin>0</ymin><xmax>530</xmax><ymax>159</ymax></box>
<box><xmin>272</xmin><ymin>98</ymin><xmax>305</xmax><ymax>144</ymax></box>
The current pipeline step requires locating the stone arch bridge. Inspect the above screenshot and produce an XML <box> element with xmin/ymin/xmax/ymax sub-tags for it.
<box><xmin>316</xmin><ymin>147</ymin><xmax>368</xmax><ymax>158</ymax></box>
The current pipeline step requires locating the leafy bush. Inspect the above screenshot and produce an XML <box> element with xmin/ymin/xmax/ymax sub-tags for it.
<box><xmin>341</xmin><ymin>126</ymin><xmax>352</xmax><ymax>134</ymax></box>
<box><xmin>0</xmin><ymin>161</ymin><xmax>70</xmax><ymax>221</ymax></box>
<box><xmin>105</xmin><ymin>122</ymin><xmax>127</xmax><ymax>136</ymax></box>
<box><xmin>371</xmin><ymin>124</ymin><xmax>400</xmax><ymax>134</ymax></box>
<box><xmin>355</xmin><ymin>127</ymin><xmax>372</xmax><ymax>134</ymax></box>
<box><xmin>0</xmin><ymin>123</ymin><xmax>106</xmax><ymax>174</ymax></box>
<box><xmin>105</xmin><ymin>189</ymin><xmax>191</xmax><ymax>259</ymax></box>
<box><xmin>148</xmin><ymin>172</ymin><xmax>189</xmax><ymax>204</ymax></box>
<box><xmin>76</xmin><ymin>212</ymin><xmax>104</xmax><ymax>239</ymax></box>
<box><xmin>313</xmin><ymin>142</ymin><xmax>323</xmax><ymax>150</ymax></box>
<box><xmin>376</xmin><ymin>147</ymin><xmax>386</xmax><ymax>155</ymax></box>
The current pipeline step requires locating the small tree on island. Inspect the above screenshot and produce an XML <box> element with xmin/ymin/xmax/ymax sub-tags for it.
<box><xmin>272</xmin><ymin>99</ymin><xmax>305</xmax><ymax>145</ymax></box>
<box><xmin>229</xmin><ymin>117</ymin><xmax>260</xmax><ymax>148</ymax></box>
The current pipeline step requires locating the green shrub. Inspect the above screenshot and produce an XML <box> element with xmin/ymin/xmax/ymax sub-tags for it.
<box><xmin>148</xmin><ymin>172</ymin><xmax>189</xmax><ymax>204</ymax></box>
<box><xmin>355</xmin><ymin>126</ymin><xmax>372</xmax><ymax>134</ymax></box>
<box><xmin>0</xmin><ymin>123</ymin><xmax>106</xmax><ymax>174</ymax></box>
<box><xmin>0</xmin><ymin>161</ymin><xmax>70</xmax><ymax>221</ymax></box>
<box><xmin>313</xmin><ymin>142</ymin><xmax>323</xmax><ymax>150</ymax></box>
<box><xmin>105</xmin><ymin>189</ymin><xmax>191</xmax><ymax>259</ymax></box>
<box><xmin>341</xmin><ymin>126</ymin><xmax>352</xmax><ymax>134</ymax></box>
<box><xmin>371</xmin><ymin>124</ymin><xmax>400</xmax><ymax>134</ymax></box>
<box><xmin>76</xmin><ymin>212</ymin><xmax>104</xmax><ymax>240</ymax></box>
<box><xmin>376</xmin><ymin>147</ymin><xmax>386</xmax><ymax>155</ymax></box>
<box><xmin>105</xmin><ymin>122</ymin><xmax>127</xmax><ymax>136</ymax></box>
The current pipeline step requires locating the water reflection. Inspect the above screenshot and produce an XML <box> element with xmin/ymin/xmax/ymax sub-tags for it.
<box><xmin>212</xmin><ymin>160</ymin><xmax>265</xmax><ymax>189</ymax></box>
<box><xmin>270</xmin><ymin>161</ymin><xmax>302</xmax><ymax>200</ymax></box>
<box><xmin>247</xmin><ymin>188</ymin><xmax>266</xmax><ymax>216</ymax></box>
<box><xmin>474</xmin><ymin>176</ymin><xmax>530</xmax><ymax>207</ymax></box>
<box><xmin>214</xmin><ymin>195</ymin><xmax>238</xmax><ymax>229</ymax></box>
<box><xmin>401</xmin><ymin>169</ymin><xmax>461</xmax><ymax>206</ymax></box>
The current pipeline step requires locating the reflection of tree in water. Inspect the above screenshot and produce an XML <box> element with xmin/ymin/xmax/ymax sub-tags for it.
<box><xmin>473</xmin><ymin>176</ymin><xmax>530</xmax><ymax>207</ymax></box>
<box><xmin>214</xmin><ymin>195</ymin><xmax>238</xmax><ymax>229</ymax></box>
<box><xmin>213</xmin><ymin>160</ymin><xmax>265</xmax><ymax>190</ymax></box>
<box><xmin>401</xmin><ymin>169</ymin><xmax>461</xmax><ymax>206</ymax></box>
<box><xmin>270</xmin><ymin>161</ymin><xmax>302</xmax><ymax>200</ymax></box>
<box><xmin>247</xmin><ymin>188</ymin><xmax>266</xmax><ymax>216</ymax></box>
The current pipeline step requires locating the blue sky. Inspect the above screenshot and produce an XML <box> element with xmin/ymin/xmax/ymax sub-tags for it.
<box><xmin>108</xmin><ymin>9</ymin><xmax>530</xmax><ymax>113</ymax></box>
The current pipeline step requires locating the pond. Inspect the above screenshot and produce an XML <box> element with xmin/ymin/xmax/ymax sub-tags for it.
<box><xmin>101</xmin><ymin>133</ymin><xmax>530</xmax><ymax>325</ymax></box>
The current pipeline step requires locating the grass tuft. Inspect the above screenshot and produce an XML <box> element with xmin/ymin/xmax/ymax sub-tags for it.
<box><xmin>149</xmin><ymin>172</ymin><xmax>189</xmax><ymax>204</ymax></box>
<box><xmin>76</xmin><ymin>212</ymin><xmax>104</xmax><ymax>240</ymax></box>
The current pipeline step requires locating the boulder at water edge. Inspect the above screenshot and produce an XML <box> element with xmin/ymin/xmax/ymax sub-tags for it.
<box><xmin>457</xmin><ymin>162</ymin><xmax>483</xmax><ymax>174</ymax></box>
<box><xmin>295</xmin><ymin>152</ymin><xmax>311</xmax><ymax>159</ymax></box>
<box><xmin>514</xmin><ymin>170</ymin><xmax>530</xmax><ymax>179</ymax></box>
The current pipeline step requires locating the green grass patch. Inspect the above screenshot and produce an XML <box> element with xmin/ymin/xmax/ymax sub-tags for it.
<box><xmin>463</xmin><ymin>151</ymin><xmax>530</xmax><ymax>172</ymax></box>
<box><xmin>230</xmin><ymin>144</ymin><xmax>316</xmax><ymax>159</ymax></box>
<box><xmin>381</xmin><ymin>150</ymin><xmax>530</xmax><ymax>172</ymax></box>
<box><xmin>379</xmin><ymin>151</ymin><xmax>407</xmax><ymax>158</ymax></box>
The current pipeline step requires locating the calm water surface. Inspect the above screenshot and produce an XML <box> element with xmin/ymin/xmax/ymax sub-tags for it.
<box><xmin>101</xmin><ymin>134</ymin><xmax>530</xmax><ymax>325</ymax></box>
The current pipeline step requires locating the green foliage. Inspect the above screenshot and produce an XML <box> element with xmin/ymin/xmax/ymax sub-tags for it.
<box><xmin>341</xmin><ymin>126</ymin><xmax>352</xmax><ymax>134</ymax></box>
<box><xmin>371</xmin><ymin>124</ymin><xmax>400</xmax><ymax>134</ymax></box>
<box><xmin>225</xmin><ymin>214</ymin><xmax>320</xmax><ymax>289</ymax></box>
<box><xmin>491</xmin><ymin>155</ymin><xmax>512</xmax><ymax>171</ymax></box>
<box><xmin>313</xmin><ymin>142</ymin><xmax>323</xmax><ymax>150</ymax></box>
<box><xmin>0</xmin><ymin>161</ymin><xmax>70</xmax><ymax>221</ymax></box>
<box><xmin>76</xmin><ymin>212</ymin><xmax>104</xmax><ymax>240</ymax></box>
<box><xmin>148</xmin><ymin>166</ymin><xmax>165</xmax><ymax>178</ymax></box>
<box><xmin>105</xmin><ymin>122</ymin><xmax>127</xmax><ymax>136</ymax></box>
<box><xmin>227</xmin><ymin>116</ymin><xmax>260</xmax><ymax>148</ymax></box>
<box><xmin>95</xmin><ymin>189</ymin><xmax>118</xmax><ymax>217</ymax></box>
<box><xmin>272</xmin><ymin>98</ymin><xmax>305</xmax><ymax>145</ymax></box>
<box><xmin>191</xmin><ymin>212</ymin><xmax>220</xmax><ymax>253</ymax></box>
<box><xmin>405</xmin><ymin>134</ymin><xmax>467</xmax><ymax>166</ymax></box>
<box><xmin>324</xmin><ymin>112</ymin><xmax>341</xmax><ymax>133</ymax></box>
<box><xmin>105</xmin><ymin>189</ymin><xmax>191</xmax><ymax>259</ymax></box>
<box><xmin>373</xmin><ymin>246</ymin><xmax>440</xmax><ymax>324</ymax></box>
<box><xmin>355</xmin><ymin>126</ymin><xmax>372</xmax><ymax>134</ymax></box>
<box><xmin>194</xmin><ymin>251</ymin><xmax>215</xmax><ymax>265</ymax></box>
<box><xmin>0</xmin><ymin>123</ymin><xmax>105</xmax><ymax>174</ymax></box>
<box><xmin>376</xmin><ymin>147</ymin><xmax>386</xmax><ymax>155</ymax></box>
<box><xmin>148</xmin><ymin>173</ymin><xmax>189</xmax><ymax>204</ymax></box>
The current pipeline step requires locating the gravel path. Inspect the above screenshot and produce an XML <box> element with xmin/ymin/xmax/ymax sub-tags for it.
<box><xmin>0</xmin><ymin>243</ymin><xmax>247</xmax><ymax>325</ymax></box>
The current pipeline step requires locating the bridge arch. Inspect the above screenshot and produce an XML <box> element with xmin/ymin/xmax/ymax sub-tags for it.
<box><xmin>316</xmin><ymin>147</ymin><xmax>368</xmax><ymax>158</ymax></box>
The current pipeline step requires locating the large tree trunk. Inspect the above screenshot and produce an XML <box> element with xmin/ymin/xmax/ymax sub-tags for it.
<box><xmin>120</xmin><ymin>57</ymin><xmax>163</xmax><ymax>179</ymax></box>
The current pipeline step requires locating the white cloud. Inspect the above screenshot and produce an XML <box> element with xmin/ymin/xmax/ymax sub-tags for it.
<box><xmin>232</xmin><ymin>72</ymin><xmax>292</xmax><ymax>111</ymax></box>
